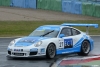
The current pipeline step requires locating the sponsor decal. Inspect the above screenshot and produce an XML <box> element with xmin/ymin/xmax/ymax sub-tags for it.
<box><xmin>64</xmin><ymin>38</ymin><xmax>73</xmax><ymax>48</ymax></box>
<box><xmin>14</xmin><ymin>49</ymin><xmax>23</xmax><ymax>52</ymax></box>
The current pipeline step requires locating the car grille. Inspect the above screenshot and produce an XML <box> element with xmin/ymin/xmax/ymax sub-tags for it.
<box><xmin>8</xmin><ymin>51</ymin><xmax>11</xmax><ymax>55</ymax></box>
<box><xmin>12</xmin><ymin>53</ymin><xmax>25</xmax><ymax>56</ymax></box>
<box><xmin>29</xmin><ymin>51</ymin><xmax>37</xmax><ymax>55</ymax></box>
<box><xmin>8</xmin><ymin>51</ymin><xmax>38</xmax><ymax>56</ymax></box>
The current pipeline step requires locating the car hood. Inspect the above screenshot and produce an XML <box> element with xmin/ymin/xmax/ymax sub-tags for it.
<box><xmin>15</xmin><ymin>37</ymin><xmax>51</xmax><ymax>47</ymax></box>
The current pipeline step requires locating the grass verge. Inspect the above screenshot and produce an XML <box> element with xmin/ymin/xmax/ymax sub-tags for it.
<box><xmin>0</xmin><ymin>20</ymin><xmax>100</xmax><ymax>37</ymax></box>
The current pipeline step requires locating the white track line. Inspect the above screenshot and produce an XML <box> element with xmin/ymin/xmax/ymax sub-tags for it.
<box><xmin>90</xmin><ymin>35</ymin><xmax>100</xmax><ymax>36</ymax></box>
<box><xmin>0</xmin><ymin>45</ymin><xmax>8</xmax><ymax>47</ymax></box>
<box><xmin>0</xmin><ymin>52</ymin><xmax>7</xmax><ymax>54</ymax></box>
<box><xmin>0</xmin><ymin>36</ymin><xmax>24</xmax><ymax>38</ymax></box>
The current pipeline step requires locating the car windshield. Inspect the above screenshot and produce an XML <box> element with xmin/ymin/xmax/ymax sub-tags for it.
<box><xmin>29</xmin><ymin>26</ymin><xmax>59</xmax><ymax>37</ymax></box>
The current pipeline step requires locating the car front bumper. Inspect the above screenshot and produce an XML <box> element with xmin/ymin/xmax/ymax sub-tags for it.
<box><xmin>7</xmin><ymin>47</ymin><xmax>46</xmax><ymax>58</ymax></box>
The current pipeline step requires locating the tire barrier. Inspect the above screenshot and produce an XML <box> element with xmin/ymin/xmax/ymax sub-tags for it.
<box><xmin>82</xmin><ymin>2</ymin><xmax>94</xmax><ymax>16</ymax></box>
<box><xmin>0</xmin><ymin>0</ymin><xmax>99</xmax><ymax>17</ymax></box>
<box><xmin>94</xmin><ymin>3</ymin><xmax>100</xmax><ymax>17</ymax></box>
<box><xmin>62</xmin><ymin>0</ymin><xmax>82</xmax><ymax>14</ymax></box>
<box><xmin>74</xmin><ymin>1</ymin><xmax>82</xmax><ymax>14</ymax></box>
<box><xmin>37</xmin><ymin>0</ymin><xmax>62</xmax><ymax>11</ymax></box>
<box><xmin>26</xmin><ymin>0</ymin><xmax>36</xmax><ymax>9</ymax></box>
<box><xmin>82</xmin><ymin>2</ymin><xmax>100</xmax><ymax>17</ymax></box>
<box><xmin>0</xmin><ymin>0</ymin><xmax>11</xmax><ymax>6</ymax></box>
<box><xmin>11</xmin><ymin>0</ymin><xmax>26</xmax><ymax>8</ymax></box>
<box><xmin>62</xmin><ymin>0</ymin><xmax>72</xmax><ymax>13</ymax></box>
<box><xmin>11</xmin><ymin>0</ymin><xmax>36</xmax><ymax>9</ymax></box>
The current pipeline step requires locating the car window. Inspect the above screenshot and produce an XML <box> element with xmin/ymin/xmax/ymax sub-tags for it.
<box><xmin>72</xmin><ymin>29</ymin><xmax>81</xmax><ymax>35</ymax></box>
<box><xmin>29</xmin><ymin>29</ymin><xmax>59</xmax><ymax>37</ymax></box>
<box><xmin>60</xmin><ymin>28</ymin><xmax>72</xmax><ymax>36</ymax></box>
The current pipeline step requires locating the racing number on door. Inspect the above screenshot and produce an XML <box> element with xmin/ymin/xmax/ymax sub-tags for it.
<box><xmin>59</xmin><ymin>42</ymin><xmax>63</xmax><ymax>47</ymax></box>
<box><xmin>64</xmin><ymin>38</ymin><xmax>73</xmax><ymax>48</ymax></box>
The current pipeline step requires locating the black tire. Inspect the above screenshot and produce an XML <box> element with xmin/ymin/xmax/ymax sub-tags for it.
<box><xmin>78</xmin><ymin>40</ymin><xmax>90</xmax><ymax>56</ymax></box>
<box><xmin>46</xmin><ymin>43</ymin><xmax>56</xmax><ymax>59</ymax></box>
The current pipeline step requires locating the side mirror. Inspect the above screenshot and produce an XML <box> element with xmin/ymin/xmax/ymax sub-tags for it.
<box><xmin>59</xmin><ymin>34</ymin><xmax>65</xmax><ymax>38</ymax></box>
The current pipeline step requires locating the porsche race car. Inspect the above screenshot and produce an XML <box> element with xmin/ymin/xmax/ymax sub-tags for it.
<box><xmin>7</xmin><ymin>23</ymin><xmax>98</xmax><ymax>59</ymax></box>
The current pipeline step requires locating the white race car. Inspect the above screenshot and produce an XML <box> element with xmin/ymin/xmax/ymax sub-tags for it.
<box><xmin>7</xmin><ymin>23</ymin><xmax>98</xmax><ymax>59</ymax></box>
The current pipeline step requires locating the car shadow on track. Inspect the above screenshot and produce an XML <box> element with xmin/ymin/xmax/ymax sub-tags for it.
<box><xmin>6</xmin><ymin>53</ymin><xmax>93</xmax><ymax>67</ymax></box>
<box><xmin>6</xmin><ymin>53</ymin><xmax>77</xmax><ymax>60</ymax></box>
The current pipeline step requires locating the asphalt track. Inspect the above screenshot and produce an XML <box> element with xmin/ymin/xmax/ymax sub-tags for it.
<box><xmin>0</xmin><ymin>36</ymin><xmax>100</xmax><ymax>67</ymax></box>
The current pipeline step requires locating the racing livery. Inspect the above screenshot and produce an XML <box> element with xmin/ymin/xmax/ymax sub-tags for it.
<box><xmin>7</xmin><ymin>23</ymin><xmax>98</xmax><ymax>59</ymax></box>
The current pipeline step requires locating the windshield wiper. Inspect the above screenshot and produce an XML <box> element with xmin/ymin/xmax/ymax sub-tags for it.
<box><xmin>40</xmin><ymin>30</ymin><xmax>54</xmax><ymax>37</ymax></box>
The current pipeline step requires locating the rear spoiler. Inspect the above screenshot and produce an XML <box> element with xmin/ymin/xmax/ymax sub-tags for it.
<box><xmin>61</xmin><ymin>23</ymin><xmax>98</xmax><ymax>28</ymax></box>
<box><xmin>61</xmin><ymin>23</ymin><xmax>99</xmax><ymax>34</ymax></box>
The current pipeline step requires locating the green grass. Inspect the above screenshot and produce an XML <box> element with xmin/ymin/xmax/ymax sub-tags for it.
<box><xmin>0</xmin><ymin>20</ymin><xmax>100</xmax><ymax>37</ymax></box>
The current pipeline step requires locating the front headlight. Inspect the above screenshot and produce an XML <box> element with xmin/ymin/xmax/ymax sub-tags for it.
<box><xmin>34</xmin><ymin>41</ymin><xmax>42</xmax><ymax>47</ymax></box>
<box><xmin>9</xmin><ymin>40</ymin><xmax>15</xmax><ymax>46</ymax></box>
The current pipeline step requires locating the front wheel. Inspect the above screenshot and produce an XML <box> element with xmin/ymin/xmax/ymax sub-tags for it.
<box><xmin>46</xmin><ymin>43</ymin><xmax>56</xmax><ymax>59</ymax></box>
<box><xmin>78</xmin><ymin>40</ymin><xmax>90</xmax><ymax>56</ymax></box>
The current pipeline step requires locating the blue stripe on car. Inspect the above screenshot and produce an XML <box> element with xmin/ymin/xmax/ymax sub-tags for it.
<box><xmin>56</xmin><ymin>36</ymin><xmax>90</xmax><ymax>54</ymax></box>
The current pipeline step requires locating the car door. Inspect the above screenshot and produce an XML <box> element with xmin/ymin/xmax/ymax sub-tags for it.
<box><xmin>60</xmin><ymin>28</ymin><xmax>74</xmax><ymax>49</ymax></box>
<box><xmin>57</xmin><ymin>27</ymin><xmax>81</xmax><ymax>54</ymax></box>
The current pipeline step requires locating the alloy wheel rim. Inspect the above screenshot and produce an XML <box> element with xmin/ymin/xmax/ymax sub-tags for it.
<box><xmin>82</xmin><ymin>42</ymin><xmax>90</xmax><ymax>53</ymax></box>
<box><xmin>48</xmin><ymin>44</ymin><xmax>55</xmax><ymax>57</ymax></box>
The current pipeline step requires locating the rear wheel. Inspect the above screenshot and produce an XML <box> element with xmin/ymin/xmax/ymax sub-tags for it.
<box><xmin>78</xmin><ymin>40</ymin><xmax>90</xmax><ymax>56</ymax></box>
<box><xmin>46</xmin><ymin>43</ymin><xmax>56</xmax><ymax>59</ymax></box>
